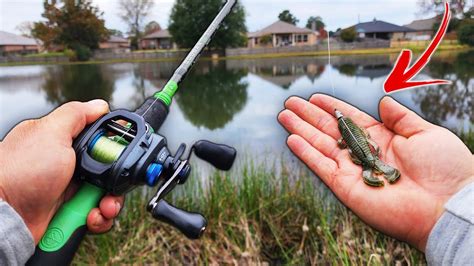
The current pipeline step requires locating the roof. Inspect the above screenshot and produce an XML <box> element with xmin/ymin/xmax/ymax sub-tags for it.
<box><xmin>354</xmin><ymin>19</ymin><xmax>414</xmax><ymax>33</ymax></box>
<box><xmin>248</xmin><ymin>21</ymin><xmax>315</xmax><ymax>38</ymax></box>
<box><xmin>0</xmin><ymin>31</ymin><xmax>38</xmax><ymax>46</ymax></box>
<box><xmin>142</xmin><ymin>29</ymin><xmax>172</xmax><ymax>39</ymax></box>
<box><xmin>404</xmin><ymin>17</ymin><xmax>438</xmax><ymax>31</ymax></box>
<box><xmin>106</xmin><ymin>35</ymin><xmax>129</xmax><ymax>43</ymax></box>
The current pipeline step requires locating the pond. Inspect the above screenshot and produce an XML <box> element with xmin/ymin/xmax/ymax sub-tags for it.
<box><xmin>0</xmin><ymin>51</ymin><xmax>472</xmax><ymax>170</ymax></box>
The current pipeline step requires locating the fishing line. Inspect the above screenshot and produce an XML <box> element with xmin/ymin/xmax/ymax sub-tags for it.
<box><xmin>327</xmin><ymin>31</ymin><xmax>336</xmax><ymax>97</ymax></box>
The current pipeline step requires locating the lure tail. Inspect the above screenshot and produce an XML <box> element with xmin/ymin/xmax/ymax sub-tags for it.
<box><xmin>374</xmin><ymin>160</ymin><xmax>400</xmax><ymax>184</ymax></box>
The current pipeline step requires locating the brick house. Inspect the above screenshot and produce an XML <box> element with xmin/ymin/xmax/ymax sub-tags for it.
<box><xmin>247</xmin><ymin>21</ymin><xmax>319</xmax><ymax>48</ymax></box>
<box><xmin>140</xmin><ymin>29</ymin><xmax>177</xmax><ymax>50</ymax></box>
<box><xmin>0</xmin><ymin>31</ymin><xmax>39</xmax><ymax>56</ymax></box>
<box><xmin>339</xmin><ymin>19</ymin><xmax>414</xmax><ymax>41</ymax></box>
<box><xmin>404</xmin><ymin>17</ymin><xmax>438</xmax><ymax>41</ymax></box>
<box><xmin>99</xmin><ymin>35</ymin><xmax>130</xmax><ymax>52</ymax></box>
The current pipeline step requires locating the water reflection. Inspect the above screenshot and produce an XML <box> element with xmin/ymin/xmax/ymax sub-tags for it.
<box><xmin>42</xmin><ymin>65</ymin><xmax>116</xmax><ymax>104</ymax></box>
<box><xmin>176</xmin><ymin>61</ymin><xmax>249</xmax><ymax>129</ymax></box>
<box><xmin>413</xmin><ymin>51</ymin><xmax>473</xmax><ymax>126</ymax></box>
<box><xmin>0</xmin><ymin>51</ymin><xmax>472</xmax><ymax>161</ymax></box>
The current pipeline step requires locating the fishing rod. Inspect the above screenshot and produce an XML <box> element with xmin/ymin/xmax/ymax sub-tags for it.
<box><xmin>27</xmin><ymin>0</ymin><xmax>237</xmax><ymax>265</ymax></box>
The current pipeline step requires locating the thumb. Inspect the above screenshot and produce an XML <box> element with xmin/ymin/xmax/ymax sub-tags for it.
<box><xmin>46</xmin><ymin>100</ymin><xmax>109</xmax><ymax>139</ymax></box>
<box><xmin>379</xmin><ymin>96</ymin><xmax>432</xmax><ymax>138</ymax></box>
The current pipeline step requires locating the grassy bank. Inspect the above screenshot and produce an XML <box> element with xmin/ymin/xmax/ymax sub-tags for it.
<box><xmin>74</xmin><ymin>164</ymin><xmax>424</xmax><ymax>265</ymax></box>
<box><xmin>1</xmin><ymin>44</ymin><xmax>470</xmax><ymax>67</ymax></box>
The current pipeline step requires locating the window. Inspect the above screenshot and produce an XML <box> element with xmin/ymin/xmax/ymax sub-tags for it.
<box><xmin>303</xmin><ymin>35</ymin><xmax>308</xmax><ymax>42</ymax></box>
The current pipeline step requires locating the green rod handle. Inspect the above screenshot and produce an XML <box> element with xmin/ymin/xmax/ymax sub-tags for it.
<box><xmin>27</xmin><ymin>183</ymin><xmax>104</xmax><ymax>265</ymax></box>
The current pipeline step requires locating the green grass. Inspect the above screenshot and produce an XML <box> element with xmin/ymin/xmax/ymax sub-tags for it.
<box><xmin>74</xmin><ymin>163</ymin><xmax>424</xmax><ymax>264</ymax></box>
<box><xmin>23</xmin><ymin>52</ymin><xmax>66</xmax><ymax>58</ymax></box>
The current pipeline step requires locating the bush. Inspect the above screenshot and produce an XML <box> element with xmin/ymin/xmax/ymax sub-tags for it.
<box><xmin>63</xmin><ymin>49</ymin><xmax>77</xmax><ymax>61</ymax></box>
<box><xmin>458</xmin><ymin>22</ymin><xmax>474</xmax><ymax>47</ymax></box>
<box><xmin>260</xmin><ymin>34</ymin><xmax>273</xmax><ymax>45</ymax></box>
<box><xmin>340</xmin><ymin>27</ymin><xmax>357</xmax><ymax>43</ymax></box>
<box><xmin>70</xmin><ymin>44</ymin><xmax>92</xmax><ymax>61</ymax></box>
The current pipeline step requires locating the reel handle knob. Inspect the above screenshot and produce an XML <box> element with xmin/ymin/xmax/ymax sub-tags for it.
<box><xmin>151</xmin><ymin>200</ymin><xmax>207</xmax><ymax>239</ymax></box>
<box><xmin>193</xmin><ymin>140</ymin><xmax>236</xmax><ymax>171</ymax></box>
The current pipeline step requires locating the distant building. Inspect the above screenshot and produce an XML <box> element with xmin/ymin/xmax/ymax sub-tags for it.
<box><xmin>99</xmin><ymin>35</ymin><xmax>130</xmax><ymax>53</ymax></box>
<box><xmin>404</xmin><ymin>17</ymin><xmax>438</xmax><ymax>41</ymax></box>
<box><xmin>0</xmin><ymin>31</ymin><xmax>39</xmax><ymax>56</ymax></box>
<box><xmin>340</xmin><ymin>19</ymin><xmax>414</xmax><ymax>41</ymax></box>
<box><xmin>247</xmin><ymin>21</ymin><xmax>319</xmax><ymax>48</ymax></box>
<box><xmin>140</xmin><ymin>29</ymin><xmax>177</xmax><ymax>50</ymax></box>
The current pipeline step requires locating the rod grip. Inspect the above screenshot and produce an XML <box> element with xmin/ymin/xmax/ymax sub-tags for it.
<box><xmin>135</xmin><ymin>97</ymin><xmax>169</xmax><ymax>131</ymax></box>
<box><xmin>27</xmin><ymin>183</ymin><xmax>104</xmax><ymax>266</ymax></box>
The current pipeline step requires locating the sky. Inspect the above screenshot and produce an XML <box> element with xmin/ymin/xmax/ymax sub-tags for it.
<box><xmin>0</xmin><ymin>0</ymin><xmax>438</xmax><ymax>35</ymax></box>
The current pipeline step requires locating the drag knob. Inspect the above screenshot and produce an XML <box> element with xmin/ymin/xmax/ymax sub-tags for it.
<box><xmin>193</xmin><ymin>140</ymin><xmax>236</xmax><ymax>171</ymax></box>
<box><xmin>151</xmin><ymin>200</ymin><xmax>207</xmax><ymax>239</ymax></box>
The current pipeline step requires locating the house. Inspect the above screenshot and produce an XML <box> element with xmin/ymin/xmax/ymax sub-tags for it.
<box><xmin>0</xmin><ymin>31</ymin><xmax>39</xmax><ymax>56</ymax></box>
<box><xmin>404</xmin><ymin>17</ymin><xmax>438</xmax><ymax>41</ymax></box>
<box><xmin>247</xmin><ymin>21</ymin><xmax>319</xmax><ymax>48</ymax></box>
<box><xmin>99</xmin><ymin>35</ymin><xmax>130</xmax><ymax>52</ymax></box>
<box><xmin>140</xmin><ymin>29</ymin><xmax>177</xmax><ymax>50</ymax></box>
<box><xmin>341</xmin><ymin>19</ymin><xmax>414</xmax><ymax>41</ymax></box>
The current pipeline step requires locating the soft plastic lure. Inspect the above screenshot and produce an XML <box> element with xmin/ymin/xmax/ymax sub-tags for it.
<box><xmin>335</xmin><ymin>110</ymin><xmax>400</xmax><ymax>187</ymax></box>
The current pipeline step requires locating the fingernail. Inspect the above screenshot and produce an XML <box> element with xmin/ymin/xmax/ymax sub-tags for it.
<box><xmin>115</xmin><ymin>201</ymin><xmax>121</xmax><ymax>216</ymax></box>
<box><xmin>93</xmin><ymin>212</ymin><xmax>103</xmax><ymax>226</ymax></box>
<box><xmin>86</xmin><ymin>99</ymin><xmax>108</xmax><ymax>109</ymax></box>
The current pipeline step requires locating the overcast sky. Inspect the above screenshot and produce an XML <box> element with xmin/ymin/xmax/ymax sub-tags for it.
<box><xmin>0</xmin><ymin>0</ymin><xmax>438</xmax><ymax>35</ymax></box>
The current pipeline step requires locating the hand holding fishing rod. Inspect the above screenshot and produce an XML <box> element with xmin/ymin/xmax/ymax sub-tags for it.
<box><xmin>25</xmin><ymin>0</ymin><xmax>238</xmax><ymax>265</ymax></box>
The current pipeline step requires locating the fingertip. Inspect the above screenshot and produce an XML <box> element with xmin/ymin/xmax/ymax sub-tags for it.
<box><xmin>87</xmin><ymin>208</ymin><xmax>113</xmax><ymax>233</ymax></box>
<box><xmin>99</xmin><ymin>195</ymin><xmax>123</xmax><ymax>219</ymax></box>
<box><xmin>284</xmin><ymin>96</ymin><xmax>303</xmax><ymax>109</ymax></box>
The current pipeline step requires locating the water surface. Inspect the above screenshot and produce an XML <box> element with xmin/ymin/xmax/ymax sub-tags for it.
<box><xmin>1</xmin><ymin>51</ymin><xmax>472</xmax><ymax>169</ymax></box>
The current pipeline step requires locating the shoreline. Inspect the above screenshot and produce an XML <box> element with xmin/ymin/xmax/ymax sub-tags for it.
<box><xmin>0</xmin><ymin>45</ymin><xmax>470</xmax><ymax>67</ymax></box>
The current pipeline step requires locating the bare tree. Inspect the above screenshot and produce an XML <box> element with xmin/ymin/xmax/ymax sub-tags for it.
<box><xmin>15</xmin><ymin>21</ymin><xmax>34</xmax><ymax>37</ymax></box>
<box><xmin>417</xmin><ymin>0</ymin><xmax>468</xmax><ymax>17</ymax></box>
<box><xmin>118</xmin><ymin>0</ymin><xmax>155</xmax><ymax>49</ymax></box>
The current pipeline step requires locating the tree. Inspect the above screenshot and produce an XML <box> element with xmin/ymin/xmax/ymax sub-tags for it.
<box><xmin>278</xmin><ymin>10</ymin><xmax>299</xmax><ymax>25</ymax></box>
<box><xmin>108</xmin><ymin>29</ymin><xmax>124</xmax><ymax>37</ymax></box>
<box><xmin>15</xmin><ymin>22</ymin><xmax>34</xmax><ymax>37</ymax></box>
<box><xmin>144</xmin><ymin>21</ymin><xmax>161</xmax><ymax>35</ymax></box>
<box><xmin>32</xmin><ymin>0</ymin><xmax>108</xmax><ymax>61</ymax></box>
<box><xmin>458</xmin><ymin>22</ymin><xmax>474</xmax><ymax>46</ymax></box>
<box><xmin>306</xmin><ymin>16</ymin><xmax>325</xmax><ymax>30</ymax></box>
<box><xmin>340</xmin><ymin>27</ymin><xmax>357</xmax><ymax>42</ymax></box>
<box><xmin>118</xmin><ymin>0</ymin><xmax>155</xmax><ymax>49</ymax></box>
<box><xmin>169</xmin><ymin>0</ymin><xmax>247</xmax><ymax>49</ymax></box>
<box><xmin>418</xmin><ymin>0</ymin><xmax>469</xmax><ymax>17</ymax></box>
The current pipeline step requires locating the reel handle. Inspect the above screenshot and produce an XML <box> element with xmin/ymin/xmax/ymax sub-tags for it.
<box><xmin>193</xmin><ymin>140</ymin><xmax>237</xmax><ymax>171</ymax></box>
<box><xmin>151</xmin><ymin>200</ymin><xmax>207</xmax><ymax>239</ymax></box>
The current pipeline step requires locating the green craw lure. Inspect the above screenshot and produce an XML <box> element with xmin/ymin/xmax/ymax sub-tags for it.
<box><xmin>335</xmin><ymin>110</ymin><xmax>400</xmax><ymax>187</ymax></box>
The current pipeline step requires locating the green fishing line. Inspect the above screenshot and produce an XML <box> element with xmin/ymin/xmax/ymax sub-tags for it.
<box><xmin>90</xmin><ymin>137</ymin><xmax>126</xmax><ymax>164</ymax></box>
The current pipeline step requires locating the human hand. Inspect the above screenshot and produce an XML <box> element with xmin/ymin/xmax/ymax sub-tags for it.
<box><xmin>278</xmin><ymin>94</ymin><xmax>474</xmax><ymax>251</ymax></box>
<box><xmin>0</xmin><ymin>100</ymin><xmax>125</xmax><ymax>244</ymax></box>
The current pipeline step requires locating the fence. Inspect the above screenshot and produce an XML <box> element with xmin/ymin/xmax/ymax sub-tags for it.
<box><xmin>0</xmin><ymin>55</ymin><xmax>69</xmax><ymax>64</ymax></box>
<box><xmin>92</xmin><ymin>50</ymin><xmax>189</xmax><ymax>61</ymax></box>
<box><xmin>390</xmin><ymin>40</ymin><xmax>458</xmax><ymax>48</ymax></box>
<box><xmin>225</xmin><ymin>40</ymin><xmax>391</xmax><ymax>57</ymax></box>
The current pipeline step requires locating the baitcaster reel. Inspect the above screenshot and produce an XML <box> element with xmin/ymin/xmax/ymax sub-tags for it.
<box><xmin>73</xmin><ymin>109</ymin><xmax>237</xmax><ymax>239</ymax></box>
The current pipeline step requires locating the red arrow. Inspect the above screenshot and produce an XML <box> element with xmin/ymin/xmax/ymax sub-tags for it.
<box><xmin>384</xmin><ymin>2</ymin><xmax>452</xmax><ymax>93</ymax></box>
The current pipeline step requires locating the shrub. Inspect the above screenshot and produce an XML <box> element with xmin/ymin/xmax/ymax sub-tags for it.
<box><xmin>259</xmin><ymin>34</ymin><xmax>273</xmax><ymax>45</ymax></box>
<box><xmin>340</xmin><ymin>27</ymin><xmax>357</xmax><ymax>43</ymax></box>
<box><xmin>63</xmin><ymin>48</ymin><xmax>76</xmax><ymax>61</ymax></box>
<box><xmin>458</xmin><ymin>22</ymin><xmax>474</xmax><ymax>47</ymax></box>
<box><xmin>70</xmin><ymin>44</ymin><xmax>92</xmax><ymax>61</ymax></box>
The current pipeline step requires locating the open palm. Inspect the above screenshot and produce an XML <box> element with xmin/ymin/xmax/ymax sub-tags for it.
<box><xmin>278</xmin><ymin>94</ymin><xmax>474</xmax><ymax>251</ymax></box>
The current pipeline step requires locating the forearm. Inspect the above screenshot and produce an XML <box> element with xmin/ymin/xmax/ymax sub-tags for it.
<box><xmin>0</xmin><ymin>199</ymin><xmax>35</xmax><ymax>265</ymax></box>
<box><xmin>426</xmin><ymin>181</ymin><xmax>474</xmax><ymax>265</ymax></box>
